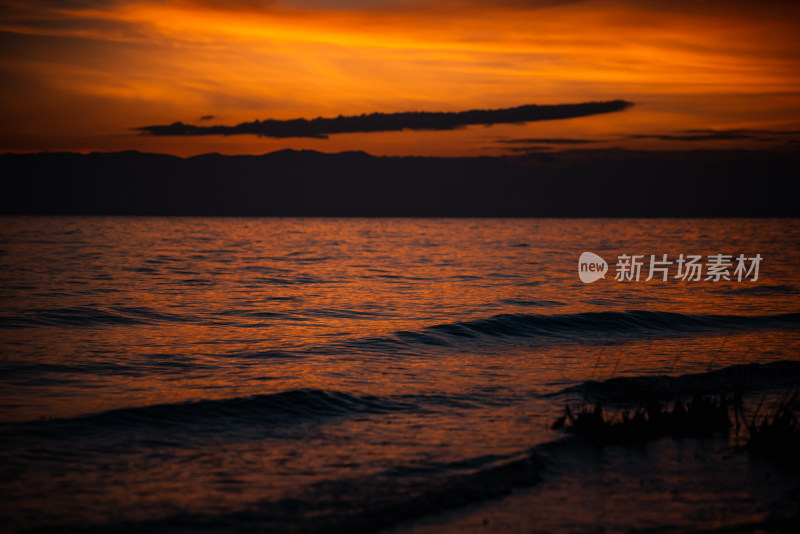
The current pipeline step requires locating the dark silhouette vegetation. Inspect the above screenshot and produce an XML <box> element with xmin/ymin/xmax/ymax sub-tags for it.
<box><xmin>553</xmin><ymin>390</ymin><xmax>800</xmax><ymax>467</ymax></box>
<box><xmin>741</xmin><ymin>391</ymin><xmax>800</xmax><ymax>464</ymax></box>
<box><xmin>551</xmin><ymin>395</ymin><xmax>733</xmax><ymax>441</ymax></box>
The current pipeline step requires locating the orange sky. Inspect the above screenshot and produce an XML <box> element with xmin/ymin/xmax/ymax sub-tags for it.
<box><xmin>1</xmin><ymin>0</ymin><xmax>799</xmax><ymax>156</ymax></box>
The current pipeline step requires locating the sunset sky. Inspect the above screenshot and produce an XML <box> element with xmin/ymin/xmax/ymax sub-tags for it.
<box><xmin>1</xmin><ymin>0</ymin><xmax>799</xmax><ymax>156</ymax></box>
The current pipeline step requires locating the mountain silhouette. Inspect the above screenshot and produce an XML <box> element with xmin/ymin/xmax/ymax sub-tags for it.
<box><xmin>2</xmin><ymin>149</ymin><xmax>798</xmax><ymax>216</ymax></box>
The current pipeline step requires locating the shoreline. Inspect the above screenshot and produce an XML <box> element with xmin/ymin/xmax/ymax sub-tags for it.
<box><xmin>385</xmin><ymin>435</ymin><xmax>800</xmax><ymax>534</ymax></box>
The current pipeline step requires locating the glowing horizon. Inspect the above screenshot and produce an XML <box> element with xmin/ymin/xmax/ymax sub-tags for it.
<box><xmin>2</xmin><ymin>0</ymin><xmax>799</xmax><ymax>156</ymax></box>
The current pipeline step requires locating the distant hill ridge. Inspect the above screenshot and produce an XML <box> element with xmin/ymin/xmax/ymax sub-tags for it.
<box><xmin>2</xmin><ymin>149</ymin><xmax>798</xmax><ymax>216</ymax></box>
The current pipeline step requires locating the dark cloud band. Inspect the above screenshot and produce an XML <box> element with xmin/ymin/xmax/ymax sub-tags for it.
<box><xmin>497</xmin><ymin>137</ymin><xmax>597</xmax><ymax>144</ymax></box>
<box><xmin>134</xmin><ymin>100</ymin><xmax>633</xmax><ymax>139</ymax></box>
<box><xmin>630</xmin><ymin>129</ymin><xmax>800</xmax><ymax>142</ymax></box>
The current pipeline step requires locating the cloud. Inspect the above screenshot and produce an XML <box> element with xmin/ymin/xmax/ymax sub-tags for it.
<box><xmin>504</xmin><ymin>145</ymin><xmax>558</xmax><ymax>153</ymax></box>
<box><xmin>174</xmin><ymin>0</ymin><xmax>280</xmax><ymax>11</ymax></box>
<box><xmin>0</xmin><ymin>0</ymin><xmax>126</xmax><ymax>8</ymax></box>
<box><xmin>497</xmin><ymin>137</ymin><xmax>597</xmax><ymax>144</ymax></box>
<box><xmin>630</xmin><ymin>129</ymin><xmax>800</xmax><ymax>142</ymax></box>
<box><xmin>135</xmin><ymin>100</ymin><xmax>633</xmax><ymax>139</ymax></box>
<box><xmin>277</xmin><ymin>0</ymin><xmax>586</xmax><ymax>10</ymax></box>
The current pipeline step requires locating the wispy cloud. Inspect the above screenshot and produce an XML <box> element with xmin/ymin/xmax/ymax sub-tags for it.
<box><xmin>630</xmin><ymin>129</ymin><xmax>800</xmax><ymax>142</ymax></box>
<box><xmin>504</xmin><ymin>145</ymin><xmax>558</xmax><ymax>153</ymax></box>
<box><xmin>496</xmin><ymin>137</ymin><xmax>597</xmax><ymax>144</ymax></box>
<box><xmin>134</xmin><ymin>100</ymin><xmax>633</xmax><ymax>138</ymax></box>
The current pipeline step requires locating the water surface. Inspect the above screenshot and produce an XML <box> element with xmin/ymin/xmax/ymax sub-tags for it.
<box><xmin>1</xmin><ymin>217</ymin><xmax>799</xmax><ymax>532</ymax></box>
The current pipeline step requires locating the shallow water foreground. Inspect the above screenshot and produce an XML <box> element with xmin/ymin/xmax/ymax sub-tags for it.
<box><xmin>1</xmin><ymin>217</ymin><xmax>799</xmax><ymax>532</ymax></box>
<box><xmin>387</xmin><ymin>435</ymin><xmax>800</xmax><ymax>534</ymax></box>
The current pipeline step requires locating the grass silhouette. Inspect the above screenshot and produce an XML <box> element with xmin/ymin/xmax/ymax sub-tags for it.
<box><xmin>550</xmin><ymin>394</ymin><xmax>800</xmax><ymax>534</ymax></box>
<box><xmin>551</xmin><ymin>395</ymin><xmax>733</xmax><ymax>443</ymax></box>
<box><xmin>736</xmin><ymin>391</ymin><xmax>800</xmax><ymax>465</ymax></box>
<box><xmin>552</xmin><ymin>390</ymin><xmax>799</xmax><ymax>468</ymax></box>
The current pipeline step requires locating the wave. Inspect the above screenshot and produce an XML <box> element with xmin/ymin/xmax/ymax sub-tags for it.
<box><xmin>0</xmin><ymin>305</ymin><xmax>195</xmax><ymax>328</ymax></box>
<box><xmin>6</xmin><ymin>305</ymin><xmax>798</xmax><ymax>344</ymax></box>
<box><xmin>20</xmin><ymin>440</ymin><xmax>551</xmax><ymax>534</ymax></box>
<box><xmin>9</xmin><ymin>360</ymin><xmax>800</xmax><ymax>533</ymax></box>
<box><xmin>498</xmin><ymin>298</ymin><xmax>566</xmax><ymax>308</ymax></box>
<box><xmin>22</xmin><ymin>435</ymin><xmax>645</xmax><ymax>534</ymax></box>
<box><xmin>712</xmin><ymin>284</ymin><xmax>800</xmax><ymax>296</ymax></box>
<box><xmin>4</xmin><ymin>389</ymin><xmax>420</xmax><ymax>436</ymax></box>
<box><xmin>354</xmin><ymin>310</ymin><xmax>800</xmax><ymax>350</ymax></box>
<box><xmin>224</xmin><ymin>349</ymin><xmax>301</xmax><ymax>359</ymax></box>
<box><xmin>550</xmin><ymin>360</ymin><xmax>800</xmax><ymax>404</ymax></box>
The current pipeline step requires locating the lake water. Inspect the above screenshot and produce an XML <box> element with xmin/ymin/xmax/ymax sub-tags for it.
<box><xmin>1</xmin><ymin>217</ymin><xmax>799</xmax><ymax>532</ymax></box>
